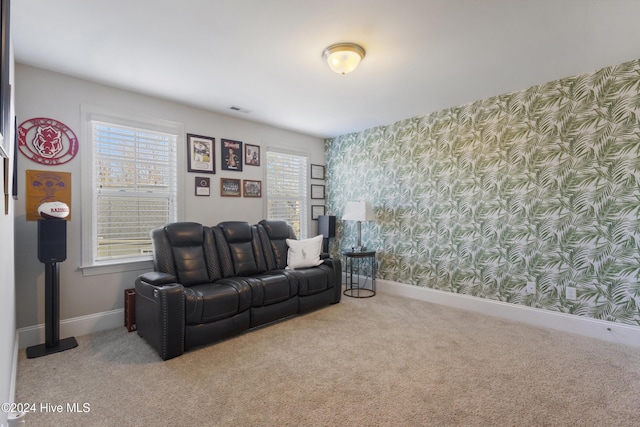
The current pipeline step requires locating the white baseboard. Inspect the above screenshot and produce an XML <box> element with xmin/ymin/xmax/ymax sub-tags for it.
<box><xmin>18</xmin><ymin>309</ymin><xmax>124</xmax><ymax>349</ymax></box>
<box><xmin>377</xmin><ymin>279</ymin><xmax>640</xmax><ymax>349</ymax></box>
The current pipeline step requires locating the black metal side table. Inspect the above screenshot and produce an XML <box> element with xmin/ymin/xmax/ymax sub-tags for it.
<box><xmin>342</xmin><ymin>250</ymin><xmax>376</xmax><ymax>298</ymax></box>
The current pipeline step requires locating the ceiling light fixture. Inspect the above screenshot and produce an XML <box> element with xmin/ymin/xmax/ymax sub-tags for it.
<box><xmin>322</xmin><ymin>43</ymin><xmax>366</xmax><ymax>75</ymax></box>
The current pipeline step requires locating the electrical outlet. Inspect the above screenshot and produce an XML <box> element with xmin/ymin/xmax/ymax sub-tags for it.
<box><xmin>526</xmin><ymin>281</ymin><xmax>536</xmax><ymax>295</ymax></box>
<box><xmin>566</xmin><ymin>287</ymin><xmax>577</xmax><ymax>301</ymax></box>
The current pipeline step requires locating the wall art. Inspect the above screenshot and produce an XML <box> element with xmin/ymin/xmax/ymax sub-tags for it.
<box><xmin>3</xmin><ymin>157</ymin><xmax>7</xmax><ymax>214</ymax></box>
<box><xmin>18</xmin><ymin>117</ymin><xmax>79</xmax><ymax>165</ymax></box>
<box><xmin>311</xmin><ymin>184</ymin><xmax>325</xmax><ymax>199</ymax></box>
<box><xmin>0</xmin><ymin>0</ymin><xmax>10</xmax><ymax>158</ymax></box>
<box><xmin>25</xmin><ymin>169</ymin><xmax>72</xmax><ymax>221</ymax></box>
<box><xmin>311</xmin><ymin>164</ymin><xmax>325</xmax><ymax>180</ymax></box>
<box><xmin>12</xmin><ymin>115</ymin><xmax>16</xmax><ymax>198</ymax></box>
<box><xmin>220</xmin><ymin>177</ymin><xmax>241</xmax><ymax>197</ymax></box>
<box><xmin>311</xmin><ymin>205</ymin><xmax>325</xmax><ymax>220</ymax></box>
<box><xmin>187</xmin><ymin>133</ymin><xmax>215</xmax><ymax>174</ymax></box>
<box><xmin>221</xmin><ymin>138</ymin><xmax>243</xmax><ymax>171</ymax></box>
<box><xmin>245</xmin><ymin>144</ymin><xmax>260</xmax><ymax>166</ymax></box>
<box><xmin>195</xmin><ymin>176</ymin><xmax>210</xmax><ymax>196</ymax></box>
<box><xmin>243</xmin><ymin>179</ymin><xmax>261</xmax><ymax>197</ymax></box>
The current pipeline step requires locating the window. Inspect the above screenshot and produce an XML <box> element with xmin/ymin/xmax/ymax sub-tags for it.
<box><xmin>81</xmin><ymin>106</ymin><xmax>182</xmax><ymax>271</ymax></box>
<box><xmin>266</xmin><ymin>151</ymin><xmax>308</xmax><ymax>239</ymax></box>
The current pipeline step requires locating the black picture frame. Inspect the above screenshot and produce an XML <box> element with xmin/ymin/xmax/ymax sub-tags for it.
<box><xmin>311</xmin><ymin>184</ymin><xmax>325</xmax><ymax>199</ymax></box>
<box><xmin>221</xmin><ymin>138</ymin><xmax>243</xmax><ymax>171</ymax></box>
<box><xmin>11</xmin><ymin>114</ymin><xmax>16</xmax><ymax>198</ymax></box>
<box><xmin>0</xmin><ymin>0</ymin><xmax>10</xmax><ymax>158</ymax></box>
<box><xmin>187</xmin><ymin>133</ymin><xmax>215</xmax><ymax>174</ymax></box>
<box><xmin>195</xmin><ymin>176</ymin><xmax>210</xmax><ymax>196</ymax></box>
<box><xmin>245</xmin><ymin>144</ymin><xmax>260</xmax><ymax>166</ymax></box>
<box><xmin>311</xmin><ymin>205</ymin><xmax>325</xmax><ymax>220</ymax></box>
<box><xmin>311</xmin><ymin>164</ymin><xmax>325</xmax><ymax>180</ymax></box>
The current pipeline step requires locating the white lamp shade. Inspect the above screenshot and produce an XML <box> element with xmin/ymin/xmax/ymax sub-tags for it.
<box><xmin>342</xmin><ymin>201</ymin><xmax>374</xmax><ymax>221</ymax></box>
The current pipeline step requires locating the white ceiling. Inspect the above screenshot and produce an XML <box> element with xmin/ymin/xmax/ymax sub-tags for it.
<box><xmin>12</xmin><ymin>0</ymin><xmax>640</xmax><ymax>139</ymax></box>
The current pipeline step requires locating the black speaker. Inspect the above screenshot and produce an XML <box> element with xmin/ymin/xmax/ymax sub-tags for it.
<box><xmin>318</xmin><ymin>215</ymin><xmax>336</xmax><ymax>238</ymax></box>
<box><xmin>28</xmin><ymin>218</ymin><xmax>77</xmax><ymax>358</ymax></box>
<box><xmin>38</xmin><ymin>219</ymin><xmax>67</xmax><ymax>263</ymax></box>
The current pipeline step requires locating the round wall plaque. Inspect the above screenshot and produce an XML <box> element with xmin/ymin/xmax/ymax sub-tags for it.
<box><xmin>18</xmin><ymin>117</ymin><xmax>79</xmax><ymax>165</ymax></box>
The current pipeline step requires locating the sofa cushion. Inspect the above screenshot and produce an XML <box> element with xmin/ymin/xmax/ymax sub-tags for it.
<box><xmin>184</xmin><ymin>279</ymin><xmax>251</xmax><ymax>325</ymax></box>
<box><xmin>218</xmin><ymin>222</ymin><xmax>259</xmax><ymax>276</ymax></box>
<box><xmin>246</xmin><ymin>273</ymin><xmax>298</xmax><ymax>306</ymax></box>
<box><xmin>296</xmin><ymin>264</ymin><xmax>333</xmax><ymax>296</ymax></box>
<box><xmin>258</xmin><ymin>220</ymin><xmax>294</xmax><ymax>269</ymax></box>
<box><xmin>286</xmin><ymin>235</ymin><xmax>323</xmax><ymax>269</ymax></box>
<box><xmin>163</xmin><ymin>222</ymin><xmax>210</xmax><ymax>286</ymax></box>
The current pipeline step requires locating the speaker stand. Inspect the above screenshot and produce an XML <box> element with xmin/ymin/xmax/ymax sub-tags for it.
<box><xmin>26</xmin><ymin>262</ymin><xmax>77</xmax><ymax>358</ymax></box>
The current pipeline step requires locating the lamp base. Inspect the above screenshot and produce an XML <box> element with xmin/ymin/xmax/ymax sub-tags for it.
<box><xmin>351</xmin><ymin>246</ymin><xmax>367</xmax><ymax>253</ymax></box>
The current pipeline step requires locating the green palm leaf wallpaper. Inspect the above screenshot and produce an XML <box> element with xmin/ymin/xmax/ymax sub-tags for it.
<box><xmin>326</xmin><ymin>58</ymin><xmax>640</xmax><ymax>326</ymax></box>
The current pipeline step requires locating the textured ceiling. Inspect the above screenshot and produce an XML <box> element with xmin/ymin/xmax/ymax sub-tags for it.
<box><xmin>12</xmin><ymin>0</ymin><xmax>640</xmax><ymax>138</ymax></box>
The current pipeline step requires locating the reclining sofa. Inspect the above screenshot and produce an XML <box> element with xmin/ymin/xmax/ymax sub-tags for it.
<box><xmin>135</xmin><ymin>219</ymin><xmax>342</xmax><ymax>360</ymax></box>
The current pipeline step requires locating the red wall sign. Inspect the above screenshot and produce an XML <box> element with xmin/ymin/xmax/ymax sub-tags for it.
<box><xmin>18</xmin><ymin>117</ymin><xmax>79</xmax><ymax>165</ymax></box>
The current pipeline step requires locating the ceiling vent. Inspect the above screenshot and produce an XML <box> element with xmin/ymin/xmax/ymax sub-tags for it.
<box><xmin>230</xmin><ymin>106</ymin><xmax>251</xmax><ymax>114</ymax></box>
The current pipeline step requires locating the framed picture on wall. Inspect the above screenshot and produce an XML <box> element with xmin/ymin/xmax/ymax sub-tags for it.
<box><xmin>187</xmin><ymin>134</ymin><xmax>215</xmax><ymax>174</ymax></box>
<box><xmin>245</xmin><ymin>144</ymin><xmax>260</xmax><ymax>166</ymax></box>
<box><xmin>25</xmin><ymin>170</ymin><xmax>72</xmax><ymax>221</ymax></box>
<box><xmin>311</xmin><ymin>205</ymin><xmax>325</xmax><ymax>220</ymax></box>
<box><xmin>311</xmin><ymin>164</ymin><xmax>325</xmax><ymax>180</ymax></box>
<box><xmin>195</xmin><ymin>177</ymin><xmax>210</xmax><ymax>196</ymax></box>
<box><xmin>243</xmin><ymin>179</ymin><xmax>262</xmax><ymax>197</ymax></box>
<box><xmin>311</xmin><ymin>184</ymin><xmax>325</xmax><ymax>199</ymax></box>
<box><xmin>220</xmin><ymin>178</ymin><xmax>241</xmax><ymax>197</ymax></box>
<box><xmin>221</xmin><ymin>138</ymin><xmax>243</xmax><ymax>171</ymax></box>
<box><xmin>0</xmin><ymin>0</ymin><xmax>10</xmax><ymax>158</ymax></box>
<box><xmin>12</xmin><ymin>115</ymin><xmax>16</xmax><ymax>199</ymax></box>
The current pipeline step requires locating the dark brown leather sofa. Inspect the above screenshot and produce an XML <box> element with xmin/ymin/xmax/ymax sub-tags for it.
<box><xmin>135</xmin><ymin>220</ymin><xmax>342</xmax><ymax>360</ymax></box>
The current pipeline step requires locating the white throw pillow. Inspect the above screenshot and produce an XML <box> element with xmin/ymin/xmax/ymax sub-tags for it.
<box><xmin>286</xmin><ymin>235</ymin><xmax>324</xmax><ymax>270</ymax></box>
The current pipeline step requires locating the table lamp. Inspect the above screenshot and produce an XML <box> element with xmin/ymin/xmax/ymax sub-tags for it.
<box><xmin>342</xmin><ymin>201</ymin><xmax>374</xmax><ymax>252</ymax></box>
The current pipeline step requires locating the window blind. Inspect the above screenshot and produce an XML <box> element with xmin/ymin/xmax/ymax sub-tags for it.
<box><xmin>92</xmin><ymin>121</ymin><xmax>177</xmax><ymax>260</ymax></box>
<box><xmin>266</xmin><ymin>151</ymin><xmax>308</xmax><ymax>239</ymax></box>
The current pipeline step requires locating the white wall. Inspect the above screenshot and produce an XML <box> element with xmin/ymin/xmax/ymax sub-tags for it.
<box><xmin>0</xmin><ymin>161</ymin><xmax>14</xmax><ymax>427</ymax></box>
<box><xmin>14</xmin><ymin>64</ymin><xmax>326</xmax><ymax>334</ymax></box>
<box><xmin>1</xmin><ymin>41</ymin><xmax>16</xmax><ymax>427</ymax></box>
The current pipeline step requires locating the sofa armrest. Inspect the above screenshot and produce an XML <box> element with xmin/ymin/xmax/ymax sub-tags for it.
<box><xmin>137</xmin><ymin>271</ymin><xmax>177</xmax><ymax>286</ymax></box>
<box><xmin>322</xmin><ymin>258</ymin><xmax>342</xmax><ymax>304</ymax></box>
<box><xmin>135</xmin><ymin>274</ymin><xmax>185</xmax><ymax>360</ymax></box>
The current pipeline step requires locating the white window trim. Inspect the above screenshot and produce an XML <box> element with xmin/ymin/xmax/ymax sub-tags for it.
<box><xmin>79</xmin><ymin>105</ymin><xmax>185</xmax><ymax>276</ymax></box>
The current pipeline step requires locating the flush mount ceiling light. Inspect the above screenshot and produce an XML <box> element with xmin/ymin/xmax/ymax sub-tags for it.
<box><xmin>322</xmin><ymin>43</ymin><xmax>366</xmax><ymax>75</ymax></box>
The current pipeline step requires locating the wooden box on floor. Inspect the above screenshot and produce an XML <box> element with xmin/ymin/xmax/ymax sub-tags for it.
<box><xmin>124</xmin><ymin>288</ymin><xmax>136</xmax><ymax>332</ymax></box>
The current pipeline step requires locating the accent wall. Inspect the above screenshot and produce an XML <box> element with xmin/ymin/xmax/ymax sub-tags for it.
<box><xmin>326</xmin><ymin>58</ymin><xmax>640</xmax><ymax>326</ymax></box>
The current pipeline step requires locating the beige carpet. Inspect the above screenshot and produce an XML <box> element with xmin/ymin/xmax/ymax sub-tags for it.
<box><xmin>15</xmin><ymin>292</ymin><xmax>640</xmax><ymax>426</ymax></box>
